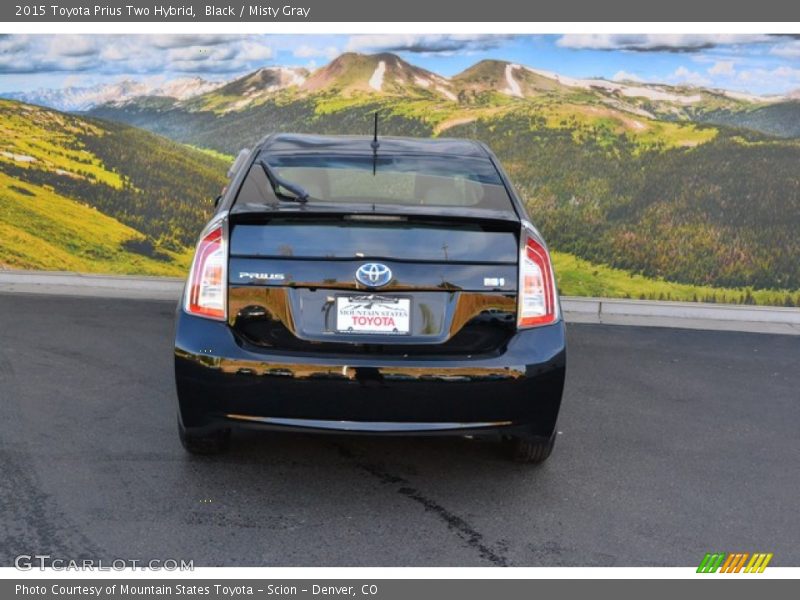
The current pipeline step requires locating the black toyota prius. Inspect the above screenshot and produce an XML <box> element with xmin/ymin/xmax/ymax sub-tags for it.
<box><xmin>174</xmin><ymin>133</ymin><xmax>566</xmax><ymax>463</ymax></box>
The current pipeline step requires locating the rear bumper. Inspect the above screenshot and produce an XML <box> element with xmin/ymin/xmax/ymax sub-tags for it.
<box><xmin>174</xmin><ymin>308</ymin><xmax>566</xmax><ymax>438</ymax></box>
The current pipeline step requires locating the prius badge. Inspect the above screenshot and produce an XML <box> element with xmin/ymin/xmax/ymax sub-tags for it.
<box><xmin>239</xmin><ymin>272</ymin><xmax>285</xmax><ymax>281</ymax></box>
<box><xmin>355</xmin><ymin>263</ymin><xmax>392</xmax><ymax>288</ymax></box>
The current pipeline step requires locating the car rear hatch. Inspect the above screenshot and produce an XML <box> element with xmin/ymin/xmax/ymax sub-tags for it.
<box><xmin>227</xmin><ymin>210</ymin><xmax>520</xmax><ymax>357</ymax></box>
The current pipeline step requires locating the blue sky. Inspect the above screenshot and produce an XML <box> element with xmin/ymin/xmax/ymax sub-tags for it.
<box><xmin>2</xmin><ymin>34</ymin><xmax>800</xmax><ymax>95</ymax></box>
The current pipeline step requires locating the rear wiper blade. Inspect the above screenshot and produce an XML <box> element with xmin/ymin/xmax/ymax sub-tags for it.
<box><xmin>258</xmin><ymin>159</ymin><xmax>309</xmax><ymax>204</ymax></box>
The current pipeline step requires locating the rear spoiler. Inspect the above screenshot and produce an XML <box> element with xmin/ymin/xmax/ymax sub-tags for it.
<box><xmin>229</xmin><ymin>201</ymin><xmax>522</xmax><ymax>227</ymax></box>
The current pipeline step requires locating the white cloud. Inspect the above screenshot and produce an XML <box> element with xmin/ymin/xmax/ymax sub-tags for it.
<box><xmin>736</xmin><ymin>65</ymin><xmax>800</xmax><ymax>90</ymax></box>
<box><xmin>0</xmin><ymin>34</ymin><xmax>277</xmax><ymax>75</ymax></box>
<box><xmin>556</xmin><ymin>34</ymin><xmax>773</xmax><ymax>52</ymax></box>
<box><xmin>0</xmin><ymin>35</ymin><xmax>30</xmax><ymax>54</ymax></box>
<box><xmin>612</xmin><ymin>70</ymin><xmax>643</xmax><ymax>82</ymax></box>
<box><xmin>707</xmin><ymin>61</ymin><xmax>736</xmax><ymax>76</ymax></box>
<box><xmin>168</xmin><ymin>45</ymin><xmax>237</xmax><ymax>64</ymax></box>
<box><xmin>669</xmin><ymin>66</ymin><xmax>711</xmax><ymax>86</ymax></box>
<box><xmin>236</xmin><ymin>41</ymin><xmax>273</xmax><ymax>62</ymax></box>
<box><xmin>99</xmin><ymin>46</ymin><xmax>128</xmax><ymax>62</ymax></box>
<box><xmin>0</xmin><ymin>36</ymin><xmax>33</xmax><ymax>72</ymax></box>
<box><xmin>47</xmin><ymin>36</ymin><xmax>97</xmax><ymax>58</ymax></box>
<box><xmin>293</xmin><ymin>45</ymin><xmax>340</xmax><ymax>60</ymax></box>
<box><xmin>148</xmin><ymin>35</ymin><xmax>238</xmax><ymax>49</ymax></box>
<box><xmin>344</xmin><ymin>34</ymin><xmax>508</xmax><ymax>54</ymax></box>
<box><xmin>770</xmin><ymin>41</ymin><xmax>800</xmax><ymax>58</ymax></box>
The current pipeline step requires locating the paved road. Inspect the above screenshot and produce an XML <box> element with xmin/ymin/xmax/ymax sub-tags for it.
<box><xmin>1</xmin><ymin>293</ymin><xmax>798</xmax><ymax>567</ymax></box>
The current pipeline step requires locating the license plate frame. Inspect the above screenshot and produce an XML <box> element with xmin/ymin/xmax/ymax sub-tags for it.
<box><xmin>334</xmin><ymin>294</ymin><xmax>412</xmax><ymax>336</ymax></box>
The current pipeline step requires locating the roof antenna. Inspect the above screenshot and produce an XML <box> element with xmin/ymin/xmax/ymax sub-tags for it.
<box><xmin>371</xmin><ymin>111</ymin><xmax>379</xmax><ymax>176</ymax></box>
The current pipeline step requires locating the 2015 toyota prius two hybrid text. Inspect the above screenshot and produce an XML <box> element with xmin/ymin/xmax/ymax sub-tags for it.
<box><xmin>174</xmin><ymin>133</ymin><xmax>566</xmax><ymax>463</ymax></box>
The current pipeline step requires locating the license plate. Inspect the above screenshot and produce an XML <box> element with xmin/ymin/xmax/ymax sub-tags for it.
<box><xmin>335</xmin><ymin>295</ymin><xmax>411</xmax><ymax>335</ymax></box>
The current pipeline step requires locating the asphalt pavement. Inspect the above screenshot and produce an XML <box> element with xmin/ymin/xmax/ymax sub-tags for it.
<box><xmin>1</xmin><ymin>293</ymin><xmax>798</xmax><ymax>567</ymax></box>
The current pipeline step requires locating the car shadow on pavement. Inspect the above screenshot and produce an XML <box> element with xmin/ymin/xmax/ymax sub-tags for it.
<box><xmin>173</xmin><ymin>429</ymin><xmax>556</xmax><ymax>567</ymax></box>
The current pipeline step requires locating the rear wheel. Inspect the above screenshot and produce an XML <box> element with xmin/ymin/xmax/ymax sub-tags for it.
<box><xmin>178</xmin><ymin>417</ymin><xmax>231</xmax><ymax>455</ymax></box>
<box><xmin>506</xmin><ymin>431</ymin><xmax>556</xmax><ymax>464</ymax></box>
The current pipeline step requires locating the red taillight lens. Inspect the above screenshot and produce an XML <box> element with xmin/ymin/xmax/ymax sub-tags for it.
<box><xmin>185</xmin><ymin>225</ymin><xmax>226</xmax><ymax>320</ymax></box>
<box><xmin>518</xmin><ymin>233</ymin><xmax>557</xmax><ymax>328</ymax></box>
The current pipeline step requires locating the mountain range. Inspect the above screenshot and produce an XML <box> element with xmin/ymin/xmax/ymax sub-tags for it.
<box><xmin>6</xmin><ymin>52</ymin><xmax>800</xmax><ymax>127</ymax></box>
<box><xmin>72</xmin><ymin>52</ymin><xmax>800</xmax><ymax>145</ymax></box>
<box><xmin>4</xmin><ymin>76</ymin><xmax>225</xmax><ymax>112</ymax></box>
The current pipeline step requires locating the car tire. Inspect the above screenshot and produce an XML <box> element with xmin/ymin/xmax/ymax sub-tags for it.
<box><xmin>507</xmin><ymin>431</ymin><xmax>556</xmax><ymax>464</ymax></box>
<box><xmin>178</xmin><ymin>417</ymin><xmax>231</xmax><ymax>455</ymax></box>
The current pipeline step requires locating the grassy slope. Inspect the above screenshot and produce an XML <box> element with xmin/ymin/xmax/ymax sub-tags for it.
<box><xmin>0</xmin><ymin>171</ymin><xmax>191</xmax><ymax>275</ymax></box>
<box><xmin>185</xmin><ymin>144</ymin><xmax>235</xmax><ymax>162</ymax></box>
<box><xmin>0</xmin><ymin>99</ymin><xmax>227</xmax><ymax>275</ymax></box>
<box><xmin>552</xmin><ymin>251</ymin><xmax>798</xmax><ymax>306</ymax></box>
<box><xmin>0</xmin><ymin>101</ymin><xmax>124</xmax><ymax>188</ymax></box>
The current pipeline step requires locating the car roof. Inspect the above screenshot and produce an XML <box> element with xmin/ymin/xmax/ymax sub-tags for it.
<box><xmin>259</xmin><ymin>133</ymin><xmax>490</xmax><ymax>159</ymax></box>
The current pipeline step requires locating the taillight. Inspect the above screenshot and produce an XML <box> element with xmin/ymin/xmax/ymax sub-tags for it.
<box><xmin>185</xmin><ymin>224</ymin><xmax>226</xmax><ymax>320</ymax></box>
<box><xmin>518</xmin><ymin>231</ymin><xmax>558</xmax><ymax>328</ymax></box>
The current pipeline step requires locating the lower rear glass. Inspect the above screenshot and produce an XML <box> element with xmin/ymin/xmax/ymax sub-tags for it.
<box><xmin>235</xmin><ymin>153</ymin><xmax>514</xmax><ymax>211</ymax></box>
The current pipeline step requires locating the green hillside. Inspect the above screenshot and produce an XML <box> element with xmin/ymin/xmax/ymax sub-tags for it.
<box><xmin>0</xmin><ymin>99</ymin><xmax>227</xmax><ymax>275</ymax></box>
<box><xmin>551</xmin><ymin>251</ymin><xmax>799</xmax><ymax>307</ymax></box>
<box><xmin>448</xmin><ymin>109</ymin><xmax>800</xmax><ymax>291</ymax></box>
<box><xmin>0</xmin><ymin>170</ymin><xmax>192</xmax><ymax>274</ymax></box>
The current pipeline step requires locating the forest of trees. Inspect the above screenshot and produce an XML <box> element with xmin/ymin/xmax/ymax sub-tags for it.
<box><xmin>453</xmin><ymin>112</ymin><xmax>800</xmax><ymax>290</ymax></box>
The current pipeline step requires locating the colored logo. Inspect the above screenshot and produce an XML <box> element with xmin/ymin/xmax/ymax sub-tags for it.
<box><xmin>697</xmin><ymin>552</ymin><xmax>773</xmax><ymax>573</ymax></box>
<box><xmin>355</xmin><ymin>263</ymin><xmax>392</xmax><ymax>288</ymax></box>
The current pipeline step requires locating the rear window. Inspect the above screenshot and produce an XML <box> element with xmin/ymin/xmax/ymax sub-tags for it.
<box><xmin>235</xmin><ymin>153</ymin><xmax>514</xmax><ymax>210</ymax></box>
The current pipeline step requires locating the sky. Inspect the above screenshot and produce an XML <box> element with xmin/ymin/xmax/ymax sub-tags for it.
<box><xmin>2</xmin><ymin>33</ymin><xmax>800</xmax><ymax>95</ymax></box>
